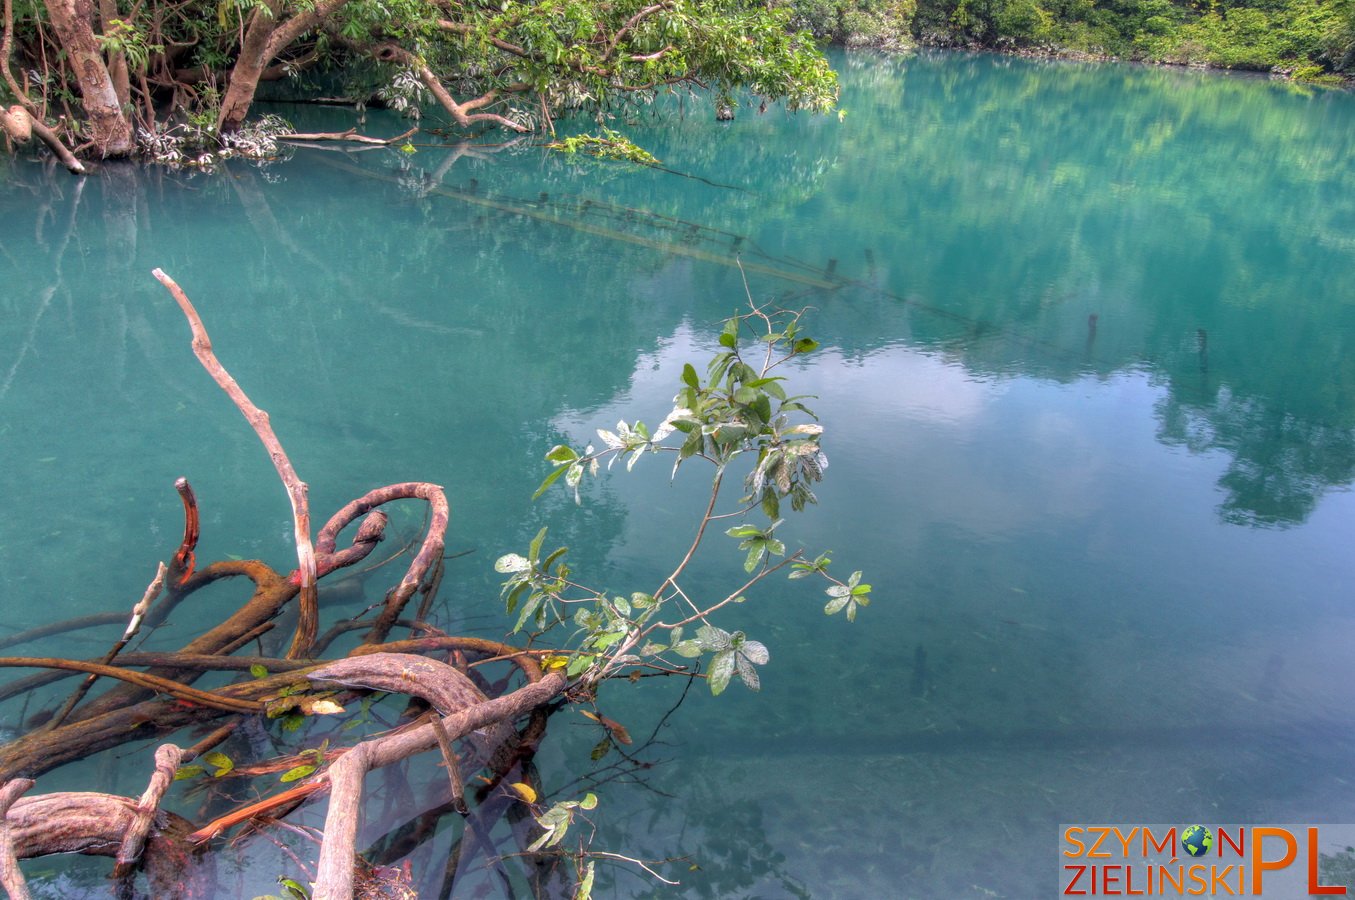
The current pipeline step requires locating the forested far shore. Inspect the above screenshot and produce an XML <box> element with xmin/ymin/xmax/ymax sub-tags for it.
<box><xmin>792</xmin><ymin>0</ymin><xmax>1354</xmax><ymax>82</ymax></box>
<box><xmin>0</xmin><ymin>0</ymin><xmax>1351</xmax><ymax>171</ymax></box>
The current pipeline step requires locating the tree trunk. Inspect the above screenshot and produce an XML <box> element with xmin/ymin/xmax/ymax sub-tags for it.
<box><xmin>215</xmin><ymin>5</ymin><xmax>275</xmax><ymax>133</ymax></box>
<box><xmin>42</xmin><ymin>0</ymin><xmax>132</xmax><ymax>156</ymax></box>
<box><xmin>216</xmin><ymin>0</ymin><xmax>351</xmax><ymax>133</ymax></box>
<box><xmin>97</xmin><ymin>0</ymin><xmax>131</xmax><ymax>110</ymax></box>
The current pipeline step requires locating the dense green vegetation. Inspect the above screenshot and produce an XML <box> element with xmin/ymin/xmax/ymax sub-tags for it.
<box><xmin>789</xmin><ymin>0</ymin><xmax>1354</xmax><ymax>78</ymax></box>
<box><xmin>0</xmin><ymin>0</ymin><xmax>836</xmax><ymax>165</ymax></box>
<box><xmin>1</xmin><ymin>0</ymin><xmax>1348</xmax><ymax>170</ymax></box>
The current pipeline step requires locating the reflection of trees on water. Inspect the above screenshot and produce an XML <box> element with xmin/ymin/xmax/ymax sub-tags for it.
<box><xmin>310</xmin><ymin>69</ymin><xmax>1355</xmax><ymax>532</ymax></box>
<box><xmin>801</xmin><ymin>51</ymin><xmax>1355</xmax><ymax>528</ymax></box>
<box><xmin>1158</xmin><ymin>387</ymin><xmax>1355</xmax><ymax>527</ymax></box>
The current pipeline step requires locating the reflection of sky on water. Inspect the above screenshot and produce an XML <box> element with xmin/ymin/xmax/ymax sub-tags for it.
<box><xmin>542</xmin><ymin>322</ymin><xmax>1355</xmax><ymax>896</ymax></box>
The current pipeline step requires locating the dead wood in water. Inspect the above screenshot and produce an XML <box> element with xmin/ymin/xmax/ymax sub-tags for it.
<box><xmin>0</xmin><ymin>270</ymin><xmax>575</xmax><ymax>896</ymax></box>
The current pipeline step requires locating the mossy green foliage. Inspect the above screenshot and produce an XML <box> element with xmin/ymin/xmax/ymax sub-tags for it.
<box><xmin>785</xmin><ymin>0</ymin><xmax>1354</xmax><ymax>77</ymax></box>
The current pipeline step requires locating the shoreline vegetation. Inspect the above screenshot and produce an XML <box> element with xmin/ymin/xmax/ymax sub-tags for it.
<box><xmin>799</xmin><ymin>0</ymin><xmax>1354</xmax><ymax>84</ymax></box>
<box><xmin>1</xmin><ymin>0</ymin><xmax>1351</xmax><ymax>168</ymax></box>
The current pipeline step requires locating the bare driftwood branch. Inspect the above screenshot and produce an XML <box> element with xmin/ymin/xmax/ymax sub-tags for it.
<box><xmin>169</xmin><ymin>476</ymin><xmax>200</xmax><ymax>586</ymax></box>
<box><xmin>306</xmin><ymin>655</ymin><xmax>566</xmax><ymax>898</ymax></box>
<box><xmin>0</xmin><ymin>657</ymin><xmax>263</xmax><ymax>712</ymax></box>
<box><xmin>7</xmin><ymin>792</ymin><xmax>213</xmax><ymax>896</ymax></box>
<box><xmin>278</xmin><ymin>125</ymin><xmax>419</xmax><ymax>145</ymax></box>
<box><xmin>0</xmin><ymin>105</ymin><xmax>87</xmax><ymax>174</ymax></box>
<box><xmin>152</xmin><ymin>267</ymin><xmax>321</xmax><ymax>660</ymax></box>
<box><xmin>0</xmin><ymin>270</ymin><xmax>579</xmax><ymax>893</ymax></box>
<box><xmin>0</xmin><ymin>778</ymin><xmax>34</xmax><ymax>900</ymax></box>
<box><xmin>113</xmin><ymin>743</ymin><xmax>183</xmax><ymax>877</ymax></box>
<box><xmin>315</xmin><ymin>483</ymin><xmax>449</xmax><ymax>644</ymax></box>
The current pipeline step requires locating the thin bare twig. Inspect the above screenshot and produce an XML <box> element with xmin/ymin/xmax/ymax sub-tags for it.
<box><xmin>43</xmin><ymin>561</ymin><xmax>168</xmax><ymax>731</ymax></box>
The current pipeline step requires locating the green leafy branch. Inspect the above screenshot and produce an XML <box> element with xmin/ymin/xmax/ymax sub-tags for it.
<box><xmin>496</xmin><ymin>301</ymin><xmax>873</xmax><ymax>700</ymax></box>
<box><xmin>546</xmin><ymin>126</ymin><xmax>660</xmax><ymax>165</ymax></box>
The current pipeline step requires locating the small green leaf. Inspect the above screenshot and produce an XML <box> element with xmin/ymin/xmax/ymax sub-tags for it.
<box><xmin>532</xmin><ymin>464</ymin><xmax>570</xmax><ymax>500</ymax></box>
<box><xmin>682</xmin><ymin>363</ymin><xmax>700</xmax><ymax>388</ymax></box>
<box><xmin>513</xmin><ymin>593</ymin><xmax>544</xmax><ymax>633</ymax></box>
<box><xmin>591</xmin><ymin>629</ymin><xmax>626</xmax><ymax>650</ymax></box>
<box><xmin>696</xmin><ymin>624</ymin><xmax>731</xmax><ymax>651</ymax></box>
<box><xmin>566</xmin><ymin>653</ymin><xmax>596</xmax><ymax>677</ymax></box>
<box><xmin>545</xmin><ymin>445</ymin><xmax>579</xmax><ymax>463</ymax></box>
<box><xmin>528</xmin><ymin>527</ymin><xmax>548</xmax><ymax>563</ymax></box>
<box><xmin>575</xmin><ymin>860</ymin><xmax>596</xmax><ymax>900</ymax></box>
<box><xmin>708</xmin><ymin>649</ymin><xmax>735</xmax><ymax>695</ymax></box>
<box><xmin>174</xmin><ymin>764</ymin><xmax>205</xmax><ymax>781</ymax></box>
<box><xmin>735</xmin><ymin>653</ymin><xmax>761</xmax><ymax>691</ymax></box>
<box><xmin>579</xmin><ymin>792</ymin><xmax>598</xmax><ymax>810</ymax></box>
<box><xmin>589</xmin><ymin>735</ymin><xmax>613</xmax><ymax>760</ymax></box>
<box><xmin>740</xmin><ymin>639</ymin><xmax>770</xmax><ymax>665</ymax></box>
<box><xmin>280</xmin><ymin>763</ymin><xmax>317</xmax><ymax>783</ymax></box>
<box><xmin>825</xmin><ymin>595</ymin><xmax>850</xmax><ymax>615</ymax></box>
<box><xmin>249</xmin><ymin>663</ymin><xmax>269</xmax><ymax>679</ymax></box>
<box><xmin>278</xmin><ymin>877</ymin><xmax>311</xmax><ymax>900</ymax></box>
<box><xmin>203</xmin><ymin>751</ymin><xmax>235</xmax><ymax>777</ymax></box>
<box><xmin>792</xmin><ymin>337</ymin><xmax>819</xmax><ymax>354</ymax></box>
<box><xmin>671</xmin><ymin>639</ymin><xmax>703</xmax><ymax>658</ymax></box>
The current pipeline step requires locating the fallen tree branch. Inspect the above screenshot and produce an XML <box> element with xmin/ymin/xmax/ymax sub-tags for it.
<box><xmin>0</xmin><ymin>779</ymin><xmax>33</xmax><ymax>900</ymax></box>
<box><xmin>113</xmin><ymin>743</ymin><xmax>183</xmax><ymax>877</ymax></box>
<box><xmin>0</xmin><ymin>657</ymin><xmax>263</xmax><ymax>713</ymax></box>
<box><xmin>0</xmin><ymin>105</ymin><xmax>86</xmax><ymax>174</ymax></box>
<box><xmin>152</xmin><ymin>267</ymin><xmax>321</xmax><ymax>660</ymax></box>
<box><xmin>312</xmin><ymin>482</ymin><xmax>449</xmax><ymax>644</ymax></box>
<box><xmin>278</xmin><ymin>125</ymin><xmax>419</xmax><ymax>145</ymax></box>
<box><xmin>305</xmin><ymin>655</ymin><xmax>567</xmax><ymax>898</ymax></box>
<box><xmin>7</xmin><ymin>791</ymin><xmax>213</xmax><ymax>896</ymax></box>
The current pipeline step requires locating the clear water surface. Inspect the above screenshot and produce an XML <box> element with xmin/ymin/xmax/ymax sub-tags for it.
<box><xmin>2</xmin><ymin>49</ymin><xmax>1355</xmax><ymax>898</ymax></box>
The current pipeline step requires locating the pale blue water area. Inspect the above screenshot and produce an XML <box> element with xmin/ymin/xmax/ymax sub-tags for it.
<box><xmin>3</xmin><ymin>49</ymin><xmax>1355</xmax><ymax>897</ymax></box>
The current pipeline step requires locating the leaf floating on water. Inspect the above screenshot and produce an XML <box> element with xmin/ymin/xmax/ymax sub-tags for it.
<box><xmin>203</xmin><ymin>751</ymin><xmax>235</xmax><ymax>777</ymax></box>
<box><xmin>280</xmin><ymin>763</ymin><xmax>317</xmax><ymax>783</ymax></box>
<box><xmin>509</xmin><ymin>781</ymin><xmax>538</xmax><ymax>803</ymax></box>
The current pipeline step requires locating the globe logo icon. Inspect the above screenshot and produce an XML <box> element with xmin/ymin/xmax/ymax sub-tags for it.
<box><xmin>1182</xmin><ymin>825</ymin><xmax>1213</xmax><ymax>858</ymax></box>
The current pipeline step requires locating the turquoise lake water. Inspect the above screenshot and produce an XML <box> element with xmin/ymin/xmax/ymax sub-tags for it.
<box><xmin>3</xmin><ymin>49</ymin><xmax>1355</xmax><ymax>897</ymax></box>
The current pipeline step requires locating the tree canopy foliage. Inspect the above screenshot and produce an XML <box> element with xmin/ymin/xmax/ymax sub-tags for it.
<box><xmin>0</xmin><ymin>0</ymin><xmax>837</xmax><ymax>165</ymax></box>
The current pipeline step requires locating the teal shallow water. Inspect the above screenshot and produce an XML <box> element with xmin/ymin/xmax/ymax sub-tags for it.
<box><xmin>3</xmin><ymin>49</ymin><xmax>1355</xmax><ymax>897</ymax></box>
